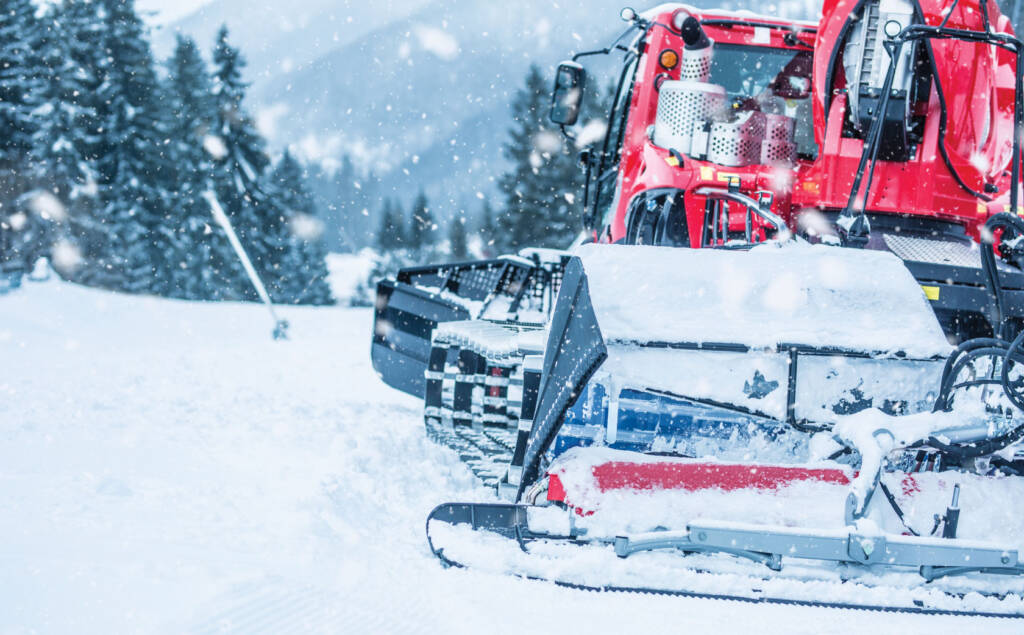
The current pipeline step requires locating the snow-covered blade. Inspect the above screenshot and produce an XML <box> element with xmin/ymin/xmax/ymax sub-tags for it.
<box><xmin>549</xmin><ymin>243</ymin><xmax>951</xmax><ymax>466</ymax></box>
<box><xmin>575</xmin><ymin>242</ymin><xmax>950</xmax><ymax>357</ymax></box>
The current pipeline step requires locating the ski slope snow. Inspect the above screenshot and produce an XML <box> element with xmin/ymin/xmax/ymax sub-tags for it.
<box><xmin>0</xmin><ymin>277</ymin><xmax>1021</xmax><ymax>633</ymax></box>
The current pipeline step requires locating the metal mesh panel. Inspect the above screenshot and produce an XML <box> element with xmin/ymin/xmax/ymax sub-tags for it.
<box><xmin>760</xmin><ymin>113</ymin><xmax>797</xmax><ymax>166</ymax></box>
<box><xmin>761</xmin><ymin>140</ymin><xmax>797</xmax><ymax>165</ymax></box>
<box><xmin>450</xmin><ymin>266</ymin><xmax>503</xmax><ymax>297</ymax></box>
<box><xmin>764</xmin><ymin>113</ymin><xmax>796</xmax><ymax>142</ymax></box>
<box><xmin>653</xmin><ymin>80</ymin><xmax>726</xmax><ymax>155</ymax></box>
<box><xmin>680</xmin><ymin>47</ymin><xmax>712</xmax><ymax>82</ymax></box>
<box><xmin>882</xmin><ymin>233</ymin><xmax>988</xmax><ymax>269</ymax></box>
<box><xmin>707</xmin><ymin>111</ymin><xmax>766</xmax><ymax>167</ymax></box>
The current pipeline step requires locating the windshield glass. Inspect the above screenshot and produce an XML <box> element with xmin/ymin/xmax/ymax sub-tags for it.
<box><xmin>709</xmin><ymin>43</ymin><xmax>816</xmax><ymax>159</ymax></box>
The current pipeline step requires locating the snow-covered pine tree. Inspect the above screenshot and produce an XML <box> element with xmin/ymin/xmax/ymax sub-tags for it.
<box><xmin>478</xmin><ymin>199</ymin><xmax>498</xmax><ymax>257</ymax></box>
<box><xmin>209</xmin><ymin>25</ymin><xmax>279</xmax><ymax>302</ymax></box>
<box><xmin>406</xmin><ymin>189</ymin><xmax>436</xmax><ymax>257</ymax></box>
<box><xmin>81</xmin><ymin>0</ymin><xmax>175</xmax><ymax>294</ymax></box>
<box><xmin>496</xmin><ymin>64</ymin><xmax>580</xmax><ymax>253</ymax></box>
<box><xmin>265</xmin><ymin>150</ymin><xmax>333</xmax><ymax>305</ymax></box>
<box><xmin>32</xmin><ymin>3</ymin><xmax>99</xmax><ymax>212</ymax></box>
<box><xmin>165</xmin><ymin>34</ymin><xmax>228</xmax><ymax>300</ymax></box>
<box><xmin>32</xmin><ymin>1</ymin><xmax>111</xmax><ymax>281</ymax></box>
<box><xmin>0</xmin><ymin>0</ymin><xmax>47</xmax><ymax>260</ymax></box>
<box><xmin>376</xmin><ymin>198</ymin><xmax>405</xmax><ymax>252</ymax></box>
<box><xmin>448</xmin><ymin>214</ymin><xmax>468</xmax><ymax>259</ymax></box>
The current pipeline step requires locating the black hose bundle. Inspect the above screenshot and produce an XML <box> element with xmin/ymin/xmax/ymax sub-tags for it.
<box><xmin>929</xmin><ymin>330</ymin><xmax>1024</xmax><ymax>459</ymax></box>
<box><xmin>928</xmin><ymin>213</ymin><xmax>1024</xmax><ymax>459</ymax></box>
<box><xmin>979</xmin><ymin>212</ymin><xmax>1024</xmax><ymax>340</ymax></box>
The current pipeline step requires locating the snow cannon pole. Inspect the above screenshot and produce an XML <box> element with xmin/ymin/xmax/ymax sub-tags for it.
<box><xmin>202</xmin><ymin>191</ymin><xmax>289</xmax><ymax>340</ymax></box>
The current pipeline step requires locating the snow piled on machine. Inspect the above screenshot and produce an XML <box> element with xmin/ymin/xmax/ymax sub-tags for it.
<box><xmin>575</xmin><ymin>242</ymin><xmax>951</xmax><ymax>358</ymax></box>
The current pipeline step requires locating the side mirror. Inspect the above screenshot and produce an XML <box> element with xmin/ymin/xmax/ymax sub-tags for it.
<box><xmin>550</xmin><ymin>62</ymin><xmax>586</xmax><ymax>126</ymax></box>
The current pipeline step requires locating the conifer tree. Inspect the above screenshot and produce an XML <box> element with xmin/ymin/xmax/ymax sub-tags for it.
<box><xmin>496</xmin><ymin>64</ymin><xmax>580</xmax><ymax>253</ymax></box>
<box><xmin>376</xmin><ymin>198</ymin><xmax>405</xmax><ymax>252</ymax></box>
<box><xmin>165</xmin><ymin>34</ymin><xmax>223</xmax><ymax>299</ymax></box>
<box><xmin>0</xmin><ymin>0</ymin><xmax>44</xmax><ymax>165</ymax></box>
<box><xmin>80</xmin><ymin>0</ymin><xmax>174</xmax><ymax>293</ymax></box>
<box><xmin>266</xmin><ymin>150</ymin><xmax>333</xmax><ymax>304</ymax></box>
<box><xmin>449</xmin><ymin>215</ymin><xmax>468</xmax><ymax>259</ymax></box>
<box><xmin>406</xmin><ymin>189</ymin><xmax>435</xmax><ymax>255</ymax></box>
<box><xmin>209</xmin><ymin>25</ymin><xmax>275</xmax><ymax>301</ymax></box>
<box><xmin>32</xmin><ymin>1</ymin><xmax>110</xmax><ymax>281</ymax></box>
<box><xmin>478</xmin><ymin>199</ymin><xmax>498</xmax><ymax>256</ymax></box>
<box><xmin>0</xmin><ymin>0</ymin><xmax>46</xmax><ymax>248</ymax></box>
<box><xmin>32</xmin><ymin>3</ymin><xmax>97</xmax><ymax>208</ymax></box>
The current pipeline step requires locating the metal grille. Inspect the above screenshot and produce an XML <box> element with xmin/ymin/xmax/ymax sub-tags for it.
<box><xmin>882</xmin><ymin>233</ymin><xmax>988</xmax><ymax>269</ymax></box>
<box><xmin>450</xmin><ymin>265</ymin><xmax>504</xmax><ymax>298</ymax></box>
<box><xmin>680</xmin><ymin>47</ymin><xmax>712</xmax><ymax>82</ymax></box>
<box><xmin>764</xmin><ymin>113</ymin><xmax>795</xmax><ymax>142</ymax></box>
<box><xmin>653</xmin><ymin>80</ymin><xmax>726</xmax><ymax>155</ymax></box>
<box><xmin>761</xmin><ymin>140</ymin><xmax>797</xmax><ymax>165</ymax></box>
<box><xmin>707</xmin><ymin>111</ymin><xmax>766</xmax><ymax>167</ymax></box>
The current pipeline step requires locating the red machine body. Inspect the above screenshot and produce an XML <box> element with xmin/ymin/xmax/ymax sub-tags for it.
<box><xmin>595</xmin><ymin>7</ymin><xmax>818</xmax><ymax>245</ymax></box>
<box><xmin>569</xmin><ymin>1</ymin><xmax>1023</xmax><ymax>339</ymax></box>
<box><xmin>591</xmin><ymin>1</ymin><xmax>1017</xmax><ymax>245</ymax></box>
<box><xmin>799</xmin><ymin>0</ymin><xmax>1017</xmax><ymax>230</ymax></box>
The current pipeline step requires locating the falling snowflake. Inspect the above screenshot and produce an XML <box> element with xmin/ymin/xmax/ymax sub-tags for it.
<box><xmin>203</xmin><ymin>135</ymin><xmax>228</xmax><ymax>160</ymax></box>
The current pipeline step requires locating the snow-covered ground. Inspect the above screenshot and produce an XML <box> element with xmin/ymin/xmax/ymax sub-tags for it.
<box><xmin>1</xmin><ymin>277</ymin><xmax>1021</xmax><ymax>633</ymax></box>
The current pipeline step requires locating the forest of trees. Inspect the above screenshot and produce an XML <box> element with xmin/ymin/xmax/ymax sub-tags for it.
<box><xmin>1</xmin><ymin>0</ymin><xmax>610</xmax><ymax>306</ymax></box>
<box><xmin>369</xmin><ymin>62</ymin><xmax>609</xmax><ymax>269</ymax></box>
<box><xmin>0</xmin><ymin>0</ymin><xmax>333</xmax><ymax>304</ymax></box>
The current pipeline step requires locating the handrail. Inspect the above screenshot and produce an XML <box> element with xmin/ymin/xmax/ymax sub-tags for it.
<box><xmin>694</xmin><ymin>186</ymin><xmax>792</xmax><ymax>243</ymax></box>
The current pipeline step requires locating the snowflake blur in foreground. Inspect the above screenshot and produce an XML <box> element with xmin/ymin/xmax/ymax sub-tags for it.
<box><xmin>50</xmin><ymin>240</ymin><xmax>83</xmax><ymax>274</ymax></box>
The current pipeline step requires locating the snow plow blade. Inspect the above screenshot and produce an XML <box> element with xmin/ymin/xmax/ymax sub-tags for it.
<box><xmin>515</xmin><ymin>256</ymin><xmax>607</xmax><ymax>497</ymax></box>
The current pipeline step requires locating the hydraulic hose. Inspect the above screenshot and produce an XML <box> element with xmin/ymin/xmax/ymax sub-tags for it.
<box><xmin>926</xmin><ymin>214</ymin><xmax>1024</xmax><ymax>459</ymax></box>
<box><xmin>979</xmin><ymin>212</ymin><xmax>1024</xmax><ymax>339</ymax></box>
<box><xmin>929</xmin><ymin>333</ymin><xmax>1024</xmax><ymax>459</ymax></box>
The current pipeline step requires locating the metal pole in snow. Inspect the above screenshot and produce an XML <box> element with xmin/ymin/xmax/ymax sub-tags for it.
<box><xmin>202</xmin><ymin>191</ymin><xmax>289</xmax><ymax>340</ymax></box>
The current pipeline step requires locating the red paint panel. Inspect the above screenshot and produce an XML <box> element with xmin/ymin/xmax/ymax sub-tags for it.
<box><xmin>547</xmin><ymin>460</ymin><xmax>851</xmax><ymax>506</ymax></box>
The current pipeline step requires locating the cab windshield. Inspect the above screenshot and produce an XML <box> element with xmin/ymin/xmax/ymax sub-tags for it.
<box><xmin>709</xmin><ymin>43</ymin><xmax>816</xmax><ymax>159</ymax></box>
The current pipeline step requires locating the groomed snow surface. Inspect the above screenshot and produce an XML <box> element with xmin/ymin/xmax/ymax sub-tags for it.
<box><xmin>1</xmin><ymin>277</ymin><xmax>1020</xmax><ymax>633</ymax></box>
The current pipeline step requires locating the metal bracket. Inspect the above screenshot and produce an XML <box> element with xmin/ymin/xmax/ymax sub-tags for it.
<box><xmin>613</xmin><ymin>530</ymin><xmax>782</xmax><ymax>570</ymax></box>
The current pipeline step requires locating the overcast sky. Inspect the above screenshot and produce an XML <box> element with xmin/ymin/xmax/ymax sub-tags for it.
<box><xmin>135</xmin><ymin>0</ymin><xmax>213</xmax><ymax>25</ymax></box>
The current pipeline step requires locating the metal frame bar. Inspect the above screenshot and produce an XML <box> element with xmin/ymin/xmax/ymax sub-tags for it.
<box><xmin>617</xmin><ymin>337</ymin><xmax>943</xmax><ymax>362</ymax></box>
<box><xmin>428</xmin><ymin>501</ymin><xmax>1024</xmax><ymax>586</ymax></box>
<box><xmin>614</xmin><ymin>520</ymin><xmax>1022</xmax><ymax>576</ymax></box>
<box><xmin>696</xmin><ymin>186</ymin><xmax>791</xmax><ymax>245</ymax></box>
